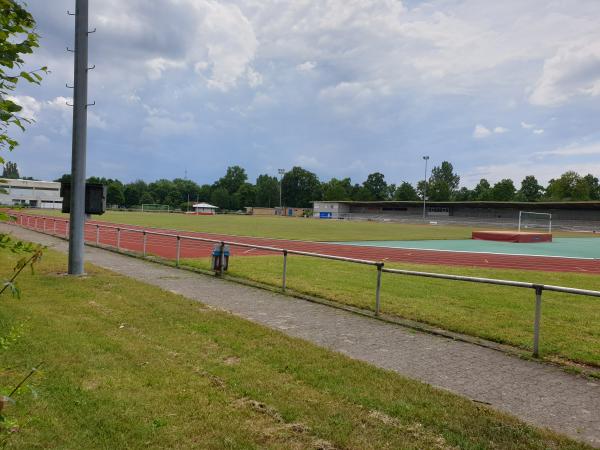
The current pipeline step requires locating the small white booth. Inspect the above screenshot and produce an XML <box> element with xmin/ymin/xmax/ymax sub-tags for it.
<box><xmin>192</xmin><ymin>202</ymin><xmax>218</xmax><ymax>215</ymax></box>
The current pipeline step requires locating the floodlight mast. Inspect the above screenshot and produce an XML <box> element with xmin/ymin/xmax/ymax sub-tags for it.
<box><xmin>68</xmin><ymin>0</ymin><xmax>90</xmax><ymax>275</ymax></box>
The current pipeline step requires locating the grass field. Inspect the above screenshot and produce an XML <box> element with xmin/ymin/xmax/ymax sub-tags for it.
<box><xmin>19</xmin><ymin>210</ymin><xmax>506</xmax><ymax>241</ymax></box>
<box><xmin>183</xmin><ymin>256</ymin><xmax>600</xmax><ymax>368</ymax></box>
<box><xmin>0</xmin><ymin>244</ymin><xmax>589</xmax><ymax>448</ymax></box>
<box><xmin>26</xmin><ymin>209</ymin><xmax>598</xmax><ymax>241</ymax></box>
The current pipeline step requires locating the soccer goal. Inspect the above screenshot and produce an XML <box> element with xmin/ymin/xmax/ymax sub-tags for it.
<box><xmin>141</xmin><ymin>204</ymin><xmax>170</xmax><ymax>213</ymax></box>
<box><xmin>518</xmin><ymin>211</ymin><xmax>552</xmax><ymax>233</ymax></box>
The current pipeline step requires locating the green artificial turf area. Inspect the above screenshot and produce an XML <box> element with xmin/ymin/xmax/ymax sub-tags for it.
<box><xmin>0</xmin><ymin>243</ymin><xmax>590</xmax><ymax>448</ymax></box>
<box><xmin>26</xmin><ymin>209</ymin><xmax>598</xmax><ymax>241</ymax></box>
<box><xmin>183</xmin><ymin>256</ymin><xmax>600</xmax><ymax>367</ymax></box>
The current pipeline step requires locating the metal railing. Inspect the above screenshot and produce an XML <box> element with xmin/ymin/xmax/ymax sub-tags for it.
<box><xmin>10</xmin><ymin>212</ymin><xmax>600</xmax><ymax>358</ymax></box>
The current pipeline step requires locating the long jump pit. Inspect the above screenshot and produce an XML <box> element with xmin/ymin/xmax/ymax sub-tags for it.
<box><xmin>472</xmin><ymin>230</ymin><xmax>552</xmax><ymax>243</ymax></box>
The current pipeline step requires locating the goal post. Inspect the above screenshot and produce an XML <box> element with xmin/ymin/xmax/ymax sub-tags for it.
<box><xmin>141</xmin><ymin>204</ymin><xmax>170</xmax><ymax>213</ymax></box>
<box><xmin>518</xmin><ymin>211</ymin><xmax>552</xmax><ymax>233</ymax></box>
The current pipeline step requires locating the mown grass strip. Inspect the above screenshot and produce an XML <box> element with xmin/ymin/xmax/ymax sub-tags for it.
<box><xmin>183</xmin><ymin>255</ymin><xmax>600</xmax><ymax>367</ymax></box>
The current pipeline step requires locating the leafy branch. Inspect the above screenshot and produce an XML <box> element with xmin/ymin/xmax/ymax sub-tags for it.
<box><xmin>0</xmin><ymin>233</ymin><xmax>44</xmax><ymax>298</ymax></box>
<box><xmin>0</xmin><ymin>0</ymin><xmax>48</xmax><ymax>162</ymax></box>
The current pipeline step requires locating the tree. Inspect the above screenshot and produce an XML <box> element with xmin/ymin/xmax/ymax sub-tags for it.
<box><xmin>148</xmin><ymin>179</ymin><xmax>175</xmax><ymax>204</ymax></box>
<box><xmin>2</xmin><ymin>161</ymin><xmax>19</xmax><ymax>178</ymax></box>
<box><xmin>139</xmin><ymin>191</ymin><xmax>154</xmax><ymax>205</ymax></box>
<box><xmin>255</xmin><ymin>174</ymin><xmax>279</xmax><ymax>207</ymax></box>
<box><xmin>362</xmin><ymin>172</ymin><xmax>388</xmax><ymax>200</ymax></box>
<box><xmin>54</xmin><ymin>174</ymin><xmax>72</xmax><ymax>184</ymax></box>
<box><xmin>454</xmin><ymin>187</ymin><xmax>473</xmax><ymax>201</ymax></box>
<box><xmin>1</xmin><ymin>1</ymin><xmax>47</xmax><ymax>163</ymax></box>
<box><xmin>518</xmin><ymin>175</ymin><xmax>543</xmax><ymax>202</ymax></box>
<box><xmin>393</xmin><ymin>181</ymin><xmax>418</xmax><ymax>200</ymax></box>
<box><xmin>210</xmin><ymin>187</ymin><xmax>230</xmax><ymax>209</ymax></box>
<box><xmin>546</xmin><ymin>171</ymin><xmax>591</xmax><ymax>201</ymax></box>
<box><xmin>216</xmin><ymin>166</ymin><xmax>247</xmax><ymax>194</ymax></box>
<box><xmin>491</xmin><ymin>179</ymin><xmax>516</xmax><ymax>201</ymax></box>
<box><xmin>237</xmin><ymin>182</ymin><xmax>256</xmax><ymax>208</ymax></box>
<box><xmin>428</xmin><ymin>161</ymin><xmax>460</xmax><ymax>201</ymax></box>
<box><xmin>473</xmin><ymin>179</ymin><xmax>492</xmax><ymax>201</ymax></box>
<box><xmin>107</xmin><ymin>182</ymin><xmax>125</xmax><ymax>206</ymax></box>
<box><xmin>281</xmin><ymin>166</ymin><xmax>321</xmax><ymax>208</ymax></box>
<box><xmin>582</xmin><ymin>174</ymin><xmax>600</xmax><ymax>201</ymax></box>
<box><xmin>322</xmin><ymin>177</ymin><xmax>353</xmax><ymax>201</ymax></box>
<box><xmin>123</xmin><ymin>179</ymin><xmax>148</xmax><ymax>207</ymax></box>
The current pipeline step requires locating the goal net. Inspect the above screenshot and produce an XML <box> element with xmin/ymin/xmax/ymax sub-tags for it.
<box><xmin>141</xmin><ymin>204</ymin><xmax>170</xmax><ymax>213</ymax></box>
<box><xmin>518</xmin><ymin>211</ymin><xmax>552</xmax><ymax>233</ymax></box>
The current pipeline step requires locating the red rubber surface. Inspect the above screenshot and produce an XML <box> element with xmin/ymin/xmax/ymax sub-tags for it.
<box><xmin>14</xmin><ymin>214</ymin><xmax>600</xmax><ymax>274</ymax></box>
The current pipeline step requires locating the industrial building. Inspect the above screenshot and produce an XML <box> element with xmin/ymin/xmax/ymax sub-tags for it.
<box><xmin>312</xmin><ymin>200</ymin><xmax>600</xmax><ymax>229</ymax></box>
<box><xmin>0</xmin><ymin>178</ymin><xmax>62</xmax><ymax>209</ymax></box>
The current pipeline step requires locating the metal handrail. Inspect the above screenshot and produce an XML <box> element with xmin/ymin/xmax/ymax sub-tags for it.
<box><xmin>10</xmin><ymin>212</ymin><xmax>600</xmax><ymax>358</ymax></box>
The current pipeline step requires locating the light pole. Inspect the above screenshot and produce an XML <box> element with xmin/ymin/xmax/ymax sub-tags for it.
<box><xmin>422</xmin><ymin>156</ymin><xmax>429</xmax><ymax>220</ymax></box>
<box><xmin>278</xmin><ymin>168</ymin><xmax>285</xmax><ymax>214</ymax></box>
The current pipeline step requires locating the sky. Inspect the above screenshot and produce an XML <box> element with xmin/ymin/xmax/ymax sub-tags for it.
<box><xmin>5</xmin><ymin>0</ymin><xmax>600</xmax><ymax>188</ymax></box>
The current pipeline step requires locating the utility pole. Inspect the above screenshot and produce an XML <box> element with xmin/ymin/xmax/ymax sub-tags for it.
<box><xmin>278</xmin><ymin>169</ymin><xmax>285</xmax><ymax>214</ymax></box>
<box><xmin>68</xmin><ymin>0</ymin><xmax>90</xmax><ymax>275</ymax></box>
<box><xmin>422</xmin><ymin>156</ymin><xmax>429</xmax><ymax>221</ymax></box>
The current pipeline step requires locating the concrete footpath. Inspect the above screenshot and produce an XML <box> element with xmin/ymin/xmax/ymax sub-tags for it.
<box><xmin>2</xmin><ymin>223</ymin><xmax>599</xmax><ymax>447</ymax></box>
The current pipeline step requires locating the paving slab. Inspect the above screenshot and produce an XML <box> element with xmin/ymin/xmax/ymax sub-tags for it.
<box><xmin>2</xmin><ymin>223</ymin><xmax>599</xmax><ymax>447</ymax></box>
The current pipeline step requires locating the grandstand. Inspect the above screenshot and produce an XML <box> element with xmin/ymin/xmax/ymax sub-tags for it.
<box><xmin>312</xmin><ymin>200</ymin><xmax>600</xmax><ymax>231</ymax></box>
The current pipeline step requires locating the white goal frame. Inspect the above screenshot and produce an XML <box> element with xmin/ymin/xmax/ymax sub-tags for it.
<box><xmin>141</xmin><ymin>203</ymin><xmax>170</xmax><ymax>212</ymax></box>
<box><xmin>518</xmin><ymin>211</ymin><xmax>552</xmax><ymax>233</ymax></box>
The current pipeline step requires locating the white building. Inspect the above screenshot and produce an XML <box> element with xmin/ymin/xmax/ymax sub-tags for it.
<box><xmin>0</xmin><ymin>178</ymin><xmax>63</xmax><ymax>209</ymax></box>
<box><xmin>192</xmin><ymin>202</ymin><xmax>218</xmax><ymax>215</ymax></box>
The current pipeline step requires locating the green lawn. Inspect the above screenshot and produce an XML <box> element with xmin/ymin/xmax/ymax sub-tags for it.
<box><xmin>183</xmin><ymin>256</ymin><xmax>600</xmax><ymax>368</ymax></box>
<box><xmin>25</xmin><ymin>209</ymin><xmax>596</xmax><ymax>241</ymax></box>
<box><xmin>0</xmin><ymin>244</ymin><xmax>590</xmax><ymax>448</ymax></box>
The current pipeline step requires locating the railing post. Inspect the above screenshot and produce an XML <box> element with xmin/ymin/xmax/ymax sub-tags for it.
<box><xmin>96</xmin><ymin>224</ymin><xmax>100</xmax><ymax>246</ymax></box>
<box><xmin>142</xmin><ymin>231</ymin><xmax>147</xmax><ymax>257</ymax></box>
<box><xmin>52</xmin><ymin>218</ymin><xmax>56</xmax><ymax>235</ymax></box>
<box><xmin>117</xmin><ymin>228</ymin><xmax>121</xmax><ymax>251</ymax></box>
<box><xmin>65</xmin><ymin>220</ymin><xmax>69</xmax><ymax>238</ymax></box>
<box><xmin>282</xmin><ymin>250</ymin><xmax>288</xmax><ymax>291</ymax></box>
<box><xmin>176</xmin><ymin>235</ymin><xmax>181</xmax><ymax>267</ymax></box>
<box><xmin>533</xmin><ymin>285</ymin><xmax>543</xmax><ymax>357</ymax></box>
<box><xmin>42</xmin><ymin>217</ymin><xmax>46</xmax><ymax>232</ymax></box>
<box><xmin>375</xmin><ymin>263</ymin><xmax>383</xmax><ymax>316</ymax></box>
<box><xmin>219</xmin><ymin>241</ymin><xmax>225</xmax><ymax>277</ymax></box>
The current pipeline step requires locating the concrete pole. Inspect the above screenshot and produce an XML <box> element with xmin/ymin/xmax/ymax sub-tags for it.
<box><xmin>68</xmin><ymin>0</ymin><xmax>89</xmax><ymax>275</ymax></box>
<box><xmin>422</xmin><ymin>156</ymin><xmax>429</xmax><ymax>221</ymax></box>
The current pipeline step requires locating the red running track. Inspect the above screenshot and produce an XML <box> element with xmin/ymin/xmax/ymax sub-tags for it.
<box><xmin>13</xmin><ymin>213</ymin><xmax>600</xmax><ymax>275</ymax></box>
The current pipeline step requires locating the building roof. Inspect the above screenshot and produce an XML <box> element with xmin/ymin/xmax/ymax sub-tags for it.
<box><xmin>313</xmin><ymin>200</ymin><xmax>600</xmax><ymax>210</ymax></box>
<box><xmin>192</xmin><ymin>202</ymin><xmax>218</xmax><ymax>209</ymax></box>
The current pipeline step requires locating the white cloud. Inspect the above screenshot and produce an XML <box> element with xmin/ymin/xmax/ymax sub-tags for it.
<box><xmin>145</xmin><ymin>57</ymin><xmax>186</xmax><ymax>80</ymax></box>
<box><xmin>6</xmin><ymin>95</ymin><xmax>42</xmax><ymax>121</ymax></box>
<box><xmin>535</xmin><ymin>142</ymin><xmax>600</xmax><ymax>157</ymax></box>
<box><xmin>533</xmin><ymin>129</ymin><xmax>544</xmax><ymax>135</ymax></box>
<box><xmin>473</xmin><ymin>124</ymin><xmax>491</xmax><ymax>139</ymax></box>
<box><xmin>141</xmin><ymin>113</ymin><xmax>197</xmax><ymax>137</ymax></box>
<box><xmin>530</xmin><ymin>40</ymin><xmax>600</xmax><ymax>106</ymax></box>
<box><xmin>296</xmin><ymin>61</ymin><xmax>316</xmax><ymax>72</ymax></box>
<box><xmin>521</xmin><ymin>121</ymin><xmax>534</xmax><ymax>129</ymax></box>
<box><xmin>493</xmin><ymin>126</ymin><xmax>508</xmax><ymax>134</ymax></box>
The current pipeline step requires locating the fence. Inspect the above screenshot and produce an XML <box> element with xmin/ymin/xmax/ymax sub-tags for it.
<box><xmin>10</xmin><ymin>212</ymin><xmax>600</xmax><ymax>358</ymax></box>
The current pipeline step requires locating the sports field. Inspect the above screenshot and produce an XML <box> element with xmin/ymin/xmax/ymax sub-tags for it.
<box><xmin>25</xmin><ymin>209</ymin><xmax>597</xmax><ymax>241</ymax></box>
<box><xmin>13</xmin><ymin>211</ymin><xmax>600</xmax><ymax>367</ymax></box>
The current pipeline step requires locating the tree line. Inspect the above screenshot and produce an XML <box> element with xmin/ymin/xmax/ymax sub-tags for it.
<box><xmin>4</xmin><ymin>160</ymin><xmax>600</xmax><ymax>210</ymax></box>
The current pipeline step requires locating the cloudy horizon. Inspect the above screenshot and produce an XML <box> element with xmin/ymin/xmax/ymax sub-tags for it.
<box><xmin>6</xmin><ymin>0</ymin><xmax>600</xmax><ymax>188</ymax></box>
